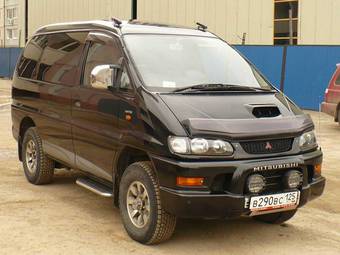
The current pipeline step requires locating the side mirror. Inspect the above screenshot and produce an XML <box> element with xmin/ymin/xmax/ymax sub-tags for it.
<box><xmin>90</xmin><ymin>64</ymin><xmax>121</xmax><ymax>90</ymax></box>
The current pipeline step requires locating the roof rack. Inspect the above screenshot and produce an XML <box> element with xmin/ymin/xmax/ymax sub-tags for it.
<box><xmin>196</xmin><ymin>22</ymin><xmax>207</xmax><ymax>32</ymax></box>
<box><xmin>111</xmin><ymin>17</ymin><xmax>122</xmax><ymax>28</ymax></box>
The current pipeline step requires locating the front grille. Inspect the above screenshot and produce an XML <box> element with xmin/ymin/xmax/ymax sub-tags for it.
<box><xmin>240</xmin><ymin>138</ymin><xmax>293</xmax><ymax>154</ymax></box>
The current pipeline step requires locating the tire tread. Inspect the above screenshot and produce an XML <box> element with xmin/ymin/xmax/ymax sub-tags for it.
<box><xmin>23</xmin><ymin>127</ymin><xmax>54</xmax><ymax>185</ymax></box>
<box><xmin>128</xmin><ymin>161</ymin><xmax>176</xmax><ymax>244</ymax></box>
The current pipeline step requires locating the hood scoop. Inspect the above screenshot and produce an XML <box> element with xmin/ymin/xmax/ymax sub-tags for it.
<box><xmin>247</xmin><ymin>104</ymin><xmax>281</xmax><ymax>118</ymax></box>
<box><xmin>182</xmin><ymin>114</ymin><xmax>314</xmax><ymax>139</ymax></box>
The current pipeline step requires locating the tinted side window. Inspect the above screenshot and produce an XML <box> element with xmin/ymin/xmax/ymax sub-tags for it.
<box><xmin>17</xmin><ymin>36</ymin><xmax>46</xmax><ymax>79</ymax></box>
<box><xmin>335</xmin><ymin>73</ymin><xmax>340</xmax><ymax>86</ymax></box>
<box><xmin>37</xmin><ymin>32</ymin><xmax>87</xmax><ymax>85</ymax></box>
<box><xmin>83</xmin><ymin>34</ymin><xmax>123</xmax><ymax>88</ymax></box>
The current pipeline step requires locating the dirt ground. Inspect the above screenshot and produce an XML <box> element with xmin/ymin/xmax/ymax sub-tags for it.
<box><xmin>0</xmin><ymin>79</ymin><xmax>339</xmax><ymax>254</ymax></box>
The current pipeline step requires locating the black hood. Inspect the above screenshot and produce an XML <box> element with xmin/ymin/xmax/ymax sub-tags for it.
<box><xmin>159</xmin><ymin>92</ymin><xmax>313</xmax><ymax>139</ymax></box>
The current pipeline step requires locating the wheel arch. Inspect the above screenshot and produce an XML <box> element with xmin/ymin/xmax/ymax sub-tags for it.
<box><xmin>18</xmin><ymin>117</ymin><xmax>36</xmax><ymax>161</ymax></box>
<box><xmin>336</xmin><ymin>102</ymin><xmax>340</xmax><ymax>122</ymax></box>
<box><xmin>113</xmin><ymin>146</ymin><xmax>153</xmax><ymax>207</ymax></box>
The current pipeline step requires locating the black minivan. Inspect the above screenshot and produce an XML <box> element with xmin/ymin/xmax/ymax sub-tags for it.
<box><xmin>12</xmin><ymin>20</ymin><xmax>325</xmax><ymax>244</ymax></box>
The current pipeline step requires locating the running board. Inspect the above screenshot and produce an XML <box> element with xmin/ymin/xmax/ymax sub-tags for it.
<box><xmin>76</xmin><ymin>177</ymin><xmax>113</xmax><ymax>198</ymax></box>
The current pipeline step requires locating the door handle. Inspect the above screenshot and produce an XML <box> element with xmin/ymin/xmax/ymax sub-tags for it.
<box><xmin>74</xmin><ymin>101</ymin><xmax>81</xmax><ymax>108</ymax></box>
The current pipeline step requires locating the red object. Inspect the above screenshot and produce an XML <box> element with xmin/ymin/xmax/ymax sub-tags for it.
<box><xmin>321</xmin><ymin>64</ymin><xmax>340</xmax><ymax>122</ymax></box>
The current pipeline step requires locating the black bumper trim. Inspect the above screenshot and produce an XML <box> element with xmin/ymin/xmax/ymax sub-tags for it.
<box><xmin>160</xmin><ymin>177</ymin><xmax>326</xmax><ymax>219</ymax></box>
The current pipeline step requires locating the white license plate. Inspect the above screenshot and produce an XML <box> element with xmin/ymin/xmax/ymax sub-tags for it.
<box><xmin>249</xmin><ymin>191</ymin><xmax>300</xmax><ymax>212</ymax></box>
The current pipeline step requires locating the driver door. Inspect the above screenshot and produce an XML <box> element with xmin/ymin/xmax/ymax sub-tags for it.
<box><xmin>71</xmin><ymin>32</ymin><xmax>123</xmax><ymax>181</ymax></box>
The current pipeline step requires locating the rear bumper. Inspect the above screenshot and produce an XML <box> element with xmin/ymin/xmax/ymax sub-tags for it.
<box><xmin>160</xmin><ymin>177</ymin><xmax>325</xmax><ymax>219</ymax></box>
<box><xmin>152</xmin><ymin>149</ymin><xmax>325</xmax><ymax>219</ymax></box>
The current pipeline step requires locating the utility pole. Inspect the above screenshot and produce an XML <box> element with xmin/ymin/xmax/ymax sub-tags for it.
<box><xmin>288</xmin><ymin>3</ymin><xmax>293</xmax><ymax>45</ymax></box>
<box><xmin>25</xmin><ymin>0</ymin><xmax>28</xmax><ymax>43</ymax></box>
<box><xmin>131</xmin><ymin>0</ymin><xmax>137</xmax><ymax>20</ymax></box>
<box><xmin>3</xmin><ymin>0</ymin><xmax>5</xmax><ymax>48</ymax></box>
<box><xmin>242</xmin><ymin>33</ymin><xmax>246</xmax><ymax>45</ymax></box>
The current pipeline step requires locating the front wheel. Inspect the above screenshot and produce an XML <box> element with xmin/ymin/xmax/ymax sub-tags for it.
<box><xmin>119</xmin><ymin>161</ymin><xmax>176</xmax><ymax>244</ymax></box>
<box><xmin>253</xmin><ymin>209</ymin><xmax>297</xmax><ymax>224</ymax></box>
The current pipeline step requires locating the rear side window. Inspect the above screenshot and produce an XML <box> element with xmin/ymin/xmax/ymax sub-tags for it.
<box><xmin>37</xmin><ymin>32</ymin><xmax>87</xmax><ymax>86</ymax></box>
<box><xmin>17</xmin><ymin>36</ymin><xmax>46</xmax><ymax>79</ymax></box>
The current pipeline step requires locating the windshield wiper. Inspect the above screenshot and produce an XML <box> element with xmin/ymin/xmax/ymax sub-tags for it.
<box><xmin>172</xmin><ymin>83</ymin><xmax>275</xmax><ymax>93</ymax></box>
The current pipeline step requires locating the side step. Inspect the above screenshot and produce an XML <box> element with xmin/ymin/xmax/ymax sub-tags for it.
<box><xmin>76</xmin><ymin>177</ymin><xmax>113</xmax><ymax>198</ymax></box>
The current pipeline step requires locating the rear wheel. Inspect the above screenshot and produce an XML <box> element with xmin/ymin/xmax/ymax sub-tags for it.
<box><xmin>119</xmin><ymin>161</ymin><xmax>176</xmax><ymax>244</ymax></box>
<box><xmin>253</xmin><ymin>209</ymin><xmax>297</xmax><ymax>224</ymax></box>
<box><xmin>22</xmin><ymin>127</ymin><xmax>54</xmax><ymax>185</ymax></box>
<box><xmin>337</xmin><ymin>110</ymin><xmax>340</xmax><ymax>125</ymax></box>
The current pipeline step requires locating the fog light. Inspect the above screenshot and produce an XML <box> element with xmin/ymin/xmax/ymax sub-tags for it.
<box><xmin>284</xmin><ymin>170</ymin><xmax>303</xmax><ymax>189</ymax></box>
<box><xmin>177</xmin><ymin>177</ymin><xmax>204</xmax><ymax>186</ymax></box>
<box><xmin>247</xmin><ymin>174</ymin><xmax>265</xmax><ymax>193</ymax></box>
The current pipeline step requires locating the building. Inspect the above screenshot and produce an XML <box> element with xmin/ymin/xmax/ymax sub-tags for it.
<box><xmin>3</xmin><ymin>0</ymin><xmax>340</xmax><ymax>47</ymax></box>
<box><xmin>0</xmin><ymin>0</ymin><xmax>4</xmax><ymax>47</ymax></box>
<box><xmin>0</xmin><ymin>0</ymin><xmax>24</xmax><ymax>47</ymax></box>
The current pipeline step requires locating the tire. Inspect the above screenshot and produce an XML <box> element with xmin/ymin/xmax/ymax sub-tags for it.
<box><xmin>119</xmin><ymin>161</ymin><xmax>176</xmax><ymax>244</ymax></box>
<box><xmin>22</xmin><ymin>127</ymin><xmax>54</xmax><ymax>185</ymax></box>
<box><xmin>253</xmin><ymin>209</ymin><xmax>297</xmax><ymax>224</ymax></box>
<box><xmin>338</xmin><ymin>110</ymin><xmax>340</xmax><ymax>126</ymax></box>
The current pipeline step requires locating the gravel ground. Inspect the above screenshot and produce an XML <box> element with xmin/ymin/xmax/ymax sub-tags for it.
<box><xmin>0</xmin><ymin>79</ymin><xmax>339</xmax><ymax>254</ymax></box>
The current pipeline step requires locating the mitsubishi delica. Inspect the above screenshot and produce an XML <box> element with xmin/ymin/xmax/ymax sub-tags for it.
<box><xmin>11</xmin><ymin>19</ymin><xmax>325</xmax><ymax>244</ymax></box>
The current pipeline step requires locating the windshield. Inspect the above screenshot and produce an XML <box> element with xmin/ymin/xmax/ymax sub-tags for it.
<box><xmin>124</xmin><ymin>34</ymin><xmax>273</xmax><ymax>92</ymax></box>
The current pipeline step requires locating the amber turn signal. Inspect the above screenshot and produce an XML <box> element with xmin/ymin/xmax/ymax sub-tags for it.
<box><xmin>125</xmin><ymin>113</ymin><xmax>132</xmax><ymax>121</ymax></box>
<box><xmin>314</xmin><ymin>164</ymin><xmax>322</xmax><ymax>176</ymax></box>
<box><xmin>176</xmin><ymin>177</ymin><xmax>204</xmax><ymax>186</ymax></box>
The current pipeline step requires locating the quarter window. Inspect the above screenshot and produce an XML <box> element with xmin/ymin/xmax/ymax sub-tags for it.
<box><xmin>37</xmin><ymin>32</ymin><xmax>87</xmax><ymax>86</ymax></box>
<box><xmin>119</xmin><ymin>67</ymin><xmax>132</xmax><ymax>91</ymax></box>
<box><xmin>17</xmin><ymin>36</ymin><xmax>46</xmax><ymax>79</ymax></box>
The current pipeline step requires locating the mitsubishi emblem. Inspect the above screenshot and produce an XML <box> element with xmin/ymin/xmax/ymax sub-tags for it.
<box><xmin>265</xmin><ymin>142</ymin><xmax>273</xmax><ymax>150</ymax></box>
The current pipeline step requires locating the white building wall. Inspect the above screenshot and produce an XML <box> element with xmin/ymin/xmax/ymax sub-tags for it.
<box><xmin>137</xmin><ymin>0</ymin><xmax>274</xmax><ymax>45</ymax></box>
<box><xmin>299</xmin><ymin>0</ymin><xmax>340</xmax><ymax>45</ymax></box>
<box><xmin>18</xmin><ymin>0</ymin><xmax>340</xmax><ymax>47</ymax></box>
<box><xmin>28</xmin><ymin>0</ymin><xmax>131</xmax><ymax>38</ymax></box>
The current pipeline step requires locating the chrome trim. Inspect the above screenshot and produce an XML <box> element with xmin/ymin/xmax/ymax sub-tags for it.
<box><xmin>76</xmin><ymin>177</ymin><xmax>113</xmax><ymax>198</ymax></box>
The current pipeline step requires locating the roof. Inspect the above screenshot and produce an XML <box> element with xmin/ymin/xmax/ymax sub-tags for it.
<box><xmin>33</xmin><ymin>20</ymin><xmax>216</xmax><ymax>38</ymax></box>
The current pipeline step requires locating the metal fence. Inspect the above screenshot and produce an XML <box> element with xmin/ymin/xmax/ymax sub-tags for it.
<box><xmin>0</xmin><ymin>48</ymin><xmax>22</xmax><ymax>78</ymax></box>
<box><xmin>1</xmin><ymin>46</ymin><xmax>340</xmax><ymax>110</ymax></box>
<box><xmin>236</xmin><ymin>45</ymin><xmax>340</xmax><ymax>110</ymax></box>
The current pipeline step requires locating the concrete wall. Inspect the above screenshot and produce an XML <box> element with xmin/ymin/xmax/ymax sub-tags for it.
<box><xmin>28</xmin><ymin>0</ymin><xmax>131</xmax><ymax>40</ymax></box>
<box><xmin>299</xmin><ymin>0</ymin><xmax>340</xmax><ymax>45</ymax></box>
<box><xmin>137</xmin><ymin>0</ymin><xmax>274</xmax><ymax>45</ymax></box>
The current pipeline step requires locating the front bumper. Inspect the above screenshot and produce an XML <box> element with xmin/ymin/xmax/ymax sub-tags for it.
<box><xmin>151</xmin><ymin>149</ymin><xmax>325</xmax><ymax>219</ymax></box>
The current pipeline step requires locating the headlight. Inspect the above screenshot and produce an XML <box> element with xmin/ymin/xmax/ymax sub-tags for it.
<box><xmin>168</xmin><ymin>137</ymin><xmax>189</xmax><ymax>154</ymax></box>
<box><xmin>168</xmin><ymin>136</ymin><xmax>233</xmax><ymax>156</ymax></box>
<box><xmin>299</xmin><ymin>130</ymin><xmax>318</xmax><ymax>151</ymax></box>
